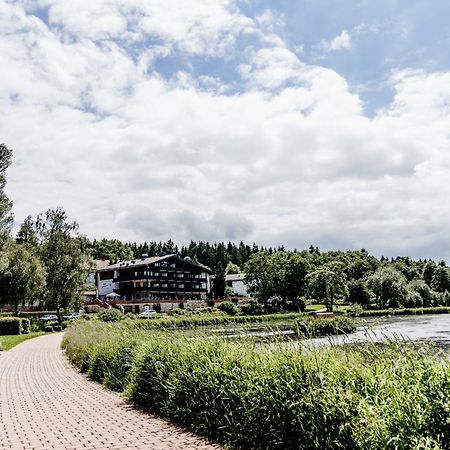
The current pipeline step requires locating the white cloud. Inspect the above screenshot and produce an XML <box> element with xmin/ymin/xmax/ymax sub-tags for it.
<box><xmin>321</xmin><ymin>29</ymin><xmax>352</xmax><ymax>53</ymax></box>
<box><xmin>1</xmin><ymin>1</ymin><xmax>450</xmax><ymax>260</ymax></box>
<box><xmin>16</xmin><ymin>0</ymin><xmax>255</xmax><ymax>56</ymax></box>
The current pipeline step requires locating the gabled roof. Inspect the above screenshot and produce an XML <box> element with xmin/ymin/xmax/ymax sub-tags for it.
<box><xmin>96</xmin><ymin>254</ymin><xmax>213</xmax><ymax>273</ymax></box>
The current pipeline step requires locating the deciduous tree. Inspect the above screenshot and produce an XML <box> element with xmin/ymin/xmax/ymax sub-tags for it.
<box><xmin>35</xmin><ymin>208</ymin><xmax>89</xmax><ymax>322</ymax></box>
<box><xmin>0</xmin><ymin>144</ymin><xmax>12</xmax><ymax>246</ymax></box>
<box><xmin>0</xmin><ymin>242</ymin><xmax>46</xmax><ymax>313</ymax></box>
<box><xmin>307</xmin><ymin>262</ymin><xmax>348</xmax><ymax>312</ymax></box>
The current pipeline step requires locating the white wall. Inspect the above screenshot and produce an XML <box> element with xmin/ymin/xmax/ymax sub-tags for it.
<box><xmin>98</xmin><ymin>279</ymin><xmax>114</xmax><ymax>296</ymax></box>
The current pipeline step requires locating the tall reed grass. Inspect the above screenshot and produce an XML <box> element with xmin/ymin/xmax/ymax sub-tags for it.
<box><xmin>63</xmin><ymin>320</ymin><xmax>450</xmax><ymax>450</ymax></box>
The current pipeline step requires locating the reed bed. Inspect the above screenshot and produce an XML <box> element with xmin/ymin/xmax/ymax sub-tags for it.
<box><xmin>63</xmin><ymin>320</ymin><xmax>450</xmax><ymax>450</ymax></box>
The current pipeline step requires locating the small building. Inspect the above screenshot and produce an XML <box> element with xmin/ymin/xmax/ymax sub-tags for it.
<box><xmin>95</xmin><ymin>254</ymin><xmax>213</xmax><ymax>313</ymax></box>
<box><xmin>225</xmin><ymin>273</ymin><xmax>249</xmax><ymax>297</ymax></box>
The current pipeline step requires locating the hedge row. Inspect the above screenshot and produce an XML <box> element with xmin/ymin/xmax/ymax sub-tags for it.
<box><xmin>0</xmin><ymin>318</ymin><xmax>30</xmax><ymax>335</ymax></box>
<box><xmin>63</xmin><ymin>321</ymin><xmax>450</xmax><ymax>450</ymax></box>
<box><xmin>0</xmin><ymin>311</ymin><xmax>57</xmax><ymax>318</ymax></box>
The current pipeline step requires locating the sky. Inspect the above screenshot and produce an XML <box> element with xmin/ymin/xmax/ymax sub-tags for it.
<box><xmin>1</xmin><ymin>0</ymin><xmax>450</xmax><ymax>260</ymax></box>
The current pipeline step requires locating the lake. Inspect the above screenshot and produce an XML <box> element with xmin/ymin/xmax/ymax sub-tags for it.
<box><xmin>307</xmin><ymin>313</ymin><xmax>450</xmax><ymax>348</ymax></box>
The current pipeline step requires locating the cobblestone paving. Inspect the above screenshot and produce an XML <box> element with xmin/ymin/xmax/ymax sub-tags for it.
<box><xmin>0</xmin><ymin>333</ymin><xmax>222</xmax><ymax>450</ymax></box>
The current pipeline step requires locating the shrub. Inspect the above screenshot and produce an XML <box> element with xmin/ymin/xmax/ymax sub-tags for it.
<box><xmin>240</xmin><ymin>300</ymin><xmax>265</xmax><ymax>315</ymax></box>
<box><xmin>53</xmin><ymin>325</ymin><xmax>62</xmax><ymax>332</ymax></box>
<box><xmin>207</xmin><ymin>300</ymin><xmax>215</xmax><ymax>307</ymax></box>
<box><xmin>218</xmin><ymin>301</ymin><xmax>239</xmax><ymax>316</ymax></box>
<box><xmin>0</xmin><ymin>318</ymin><xmax>23</xmax><ymax>335</ymax></box>
<box><xmin>97</xmin><ymin>308</ymin><xmax>123</xmax><ymax>322</ymax></box>
<box><xmin>17</xmin><ymin>310</ymin><xmax>58</xmax><ymax>318</ymax></box>
<box><xmin>152</xmin><ymin>303</ymin><xmax>162</xmax><ymax>313</ymax></box>
<box><xmin>44</xmin><ymin>325</ymin><xmax>53</xmax><ymax>333</ymax></box>
<box><xmin>286</xmin><ymin>296</ymin><xmax>307</xmax><ymax>312</ymax></box>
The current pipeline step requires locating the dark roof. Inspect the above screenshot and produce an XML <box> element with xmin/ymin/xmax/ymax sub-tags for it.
<box><xmin>96</xmin><ymin>254</ymin><xmax>213</xmax><ymax>273</ymax></box>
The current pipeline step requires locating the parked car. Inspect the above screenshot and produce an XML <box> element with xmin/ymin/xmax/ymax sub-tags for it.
<box><xmin>39</xmin><ymin>314</ymin><xmax>59</xmax><ymax>322</ymax></box>
<box><xmin>139</xmin><ymin>310</ymin><xmax>157</xmax><ymax>316</ymax></box>
<box><xmin>62</xmin><ymin>312</ymin><xmax>81</xmax><ymax>320</ymax></box>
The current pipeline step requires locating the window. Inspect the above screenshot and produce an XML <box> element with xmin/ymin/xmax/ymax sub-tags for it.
<box><xmin>170</xmin><ymin>263</ymin><xmax>176</xmax><ymax>269</ymax></box>
<box><xmin>178</xmin><ymin>283</ymin><xmax>184</xmax><ymax>289</ymax></box>
<box><xmin>162</xmin><ymin>283</ymin><xmax>168</xmax><ymax>288</ymax></box>
<box><xmin>161</xmin><ymin>272</ymin><xmax>168</xmax><ymax>277</ymax></box>
<box><xmin>177</xmin><ymin>273</ymin><xmax>184</xmax><ymax>278</ymax></box>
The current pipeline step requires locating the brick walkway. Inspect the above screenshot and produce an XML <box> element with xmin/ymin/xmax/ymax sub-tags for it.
<box><xmin>0</xmin><ymin>333</ymin><xmax>222</xmax><ymax>450</ymax></box>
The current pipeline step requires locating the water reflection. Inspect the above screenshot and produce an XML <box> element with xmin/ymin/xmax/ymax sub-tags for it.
<box><xmin>209</xmin><ymin>314</ymin><xmax>450</xmax><ymax>349</ymax></box>
<box><xmin>307</xmin><ymin>314</ymin><xmax>450</xmax><ymax>348</ymax></box>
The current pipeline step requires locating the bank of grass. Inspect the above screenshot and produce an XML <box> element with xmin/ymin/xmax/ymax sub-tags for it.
<box><xmin>292</xmin><ymin>315</ymin><xmax>356</xmax><ymax>337</ymax></box>
<box><xmin>0</xmin><ymin>332</ymin><xmax>45</xmax><ymax>351</ymax></box>
<box><xmin>356</xmin><ymin>306</ymin><xmax>450</xmax><ymax>317</ymax></box>
<box><xmin>111</xmin><ymin>312</ymin><xmax>310</xmax><ymax>330</ymax></box>
<box><xmin>63</xmin><ymin>320</ymin><xmax>450</xmax><ymax>449</ymax></box>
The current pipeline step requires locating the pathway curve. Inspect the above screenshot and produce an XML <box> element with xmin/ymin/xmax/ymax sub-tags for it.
<box><xmin>0</xmin><ymin>333</ymin><xmax>222</xmax><ymax>450</ymax></box>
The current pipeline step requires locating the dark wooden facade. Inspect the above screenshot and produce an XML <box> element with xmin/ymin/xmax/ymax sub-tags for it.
<box><xmin>96</xmin><ymin>254</ymin><xmax>212</xmax><ymax>302</ymax></box>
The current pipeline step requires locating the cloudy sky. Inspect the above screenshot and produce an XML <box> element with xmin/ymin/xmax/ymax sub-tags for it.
<box><xmin>1</xmin><ymin>0</ymin><xmax>450</xmax><ymax>260</ymax></box>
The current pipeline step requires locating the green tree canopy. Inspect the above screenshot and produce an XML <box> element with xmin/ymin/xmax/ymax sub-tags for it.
<box><xmin>225</xmin><ymin>261</ymin><xmax>241</xmax><ymax>275</ymax></box>
<box><xmin>366</xmin><ymin>267</ymin><xmax>407</xmax><ymax>309</ymax></box>
<box><xmin>35</xmin><ymin>207</ymin><xmax>90</xmax><ymax>321</ymax></box>
<box><xmin>307</xmin><ymin>261</ymin><xmax>348</xmax><ymax>312</ymax></box>
<box><xmin>244</xmin><ymin>252</ymin><xmax>283</xmax><ymax>305</ymax></box>
<box><xmin>16</xmin><ymin>215</ymin><xmax>38</xmax><ymax>246</ymax></box>
<box><xmin>0</xmin><ymin>143</ymin><xmax>12</xmax><ymax>246</ymax></box>
<box><xmin>276</xmin><ymin>252</ymin><xmax>309</xmax><ymax>305</ymax></box>
<box><xmin>0</xmin><ymin>241</ymin><xmax>46</xmax><ymax>312</ymax></box>
<box><xmin>91</xmin><ymin>238</ymin><xmax>133</xmax><ymax>263</ymax></box>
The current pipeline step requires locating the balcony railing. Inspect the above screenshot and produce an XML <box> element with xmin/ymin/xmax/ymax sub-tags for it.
<box><xmin>132</xmin><ymin>285</ymin><xmax>207</xmax><ymax>292</ymax></box>
<box><xmin>115</xmin><ymin>274</ymin><xmax>207</xmax><ymax>283</ymax></box>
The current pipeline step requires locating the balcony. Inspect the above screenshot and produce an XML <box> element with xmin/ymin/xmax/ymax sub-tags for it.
<box><xmin>132</xmin><ymin>285</ymin><xmax>207</xmax><ymax>292</ymax></box>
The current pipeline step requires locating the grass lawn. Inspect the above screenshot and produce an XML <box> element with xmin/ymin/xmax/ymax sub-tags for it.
<box><xmin>0</xmin><ymin>332</ymin><xmax>46</xmax><ymax>351</ymax></box>
<box><xmin>305</xmin><ymin>304</ymin><xmax>353</xmax><ymax>313</ymax></box>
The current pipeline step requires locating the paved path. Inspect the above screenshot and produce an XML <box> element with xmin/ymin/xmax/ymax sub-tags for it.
<box><xmin>0</xmin><ymin>333</ymin><xmax>222</xmax><ymax>450</ymax></box>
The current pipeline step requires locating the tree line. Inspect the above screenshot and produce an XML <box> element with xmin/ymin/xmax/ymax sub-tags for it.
<box><xmin>243</xmin><ymin>250</ymin><xmax>450</xmax><ymax>312</ymax></box>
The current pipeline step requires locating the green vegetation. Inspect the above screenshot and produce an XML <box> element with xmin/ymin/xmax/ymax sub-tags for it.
<box><xmin>63</xmin><ymin>319</ymin><xmax>450</xmax><ymax>450</ymax></box>
<box><xmin>355</xmin><ymin>306</ymin><xmax>450</xmax><ymax>317</ymax></box>
<box><xmin>291</xmin><ymin>316</ymin><xmax>356</xmax><ymax>337</ymax></box>
<box><xmin>0</xmin><ymin>317</ymin><xmax>30</xmax><ymax>335</ymax></box>
<box><xmin>99</xmin><ymin>310</ymin><xmax>309</xmax><ymax>329</ymax></box>
<box><xmin>0</xmin><ymin>332</ymin><xmax>45</xmax><ymax>351</ymax></box>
